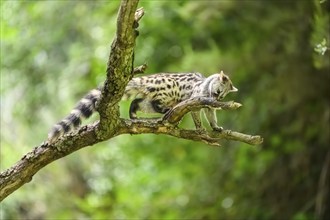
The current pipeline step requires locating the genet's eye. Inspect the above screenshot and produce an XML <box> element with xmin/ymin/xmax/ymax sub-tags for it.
<box><xmin>214</xmin><ymin>89</ymin><xmax>221</xmax><ymax>96</ymax></box>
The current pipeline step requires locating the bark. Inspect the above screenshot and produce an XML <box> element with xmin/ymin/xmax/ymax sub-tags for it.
<box><xmin>0</xmin><ymin>0</ymin><xmax>141</xmax><ymax>202</ymax></box>
<box><xmin>0</xmin><ymin>0</ymin><xmax>263</xmax><ymax>202</ymax></box>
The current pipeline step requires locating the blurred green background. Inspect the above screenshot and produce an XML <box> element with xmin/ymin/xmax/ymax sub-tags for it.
<box><xmin>1</xmin><ymin>0</ymin><xmax>329</xmax><ymax>219</ymax></box>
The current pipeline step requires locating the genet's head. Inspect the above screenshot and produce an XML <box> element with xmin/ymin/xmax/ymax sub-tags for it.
<box><xmin>210</xmin><ymin>71</ymin><xmax>238</xmax><ymax>100</ymax></box>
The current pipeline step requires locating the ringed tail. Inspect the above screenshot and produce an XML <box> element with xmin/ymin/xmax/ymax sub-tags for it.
<box><xmin>47</xmin><ymin>77</ymin><xmax>149</xmax><ymax>143</ymax></box>
<box><xmin>47</xmin><ymin>88</ymin><xmax>101</xmax><ymax>143</ymax></box>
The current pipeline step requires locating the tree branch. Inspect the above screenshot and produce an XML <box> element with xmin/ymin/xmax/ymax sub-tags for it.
<box><xmin>0</xmin><ymin>124</ymin><xmax>99</xmax><ymax>202</ymax></box>
<box><xmin>97</xmin><ymin>0</ymin><xmax>142</xmax><ymax>138</ymax></box>
<box><xmin>117</xmin><ymin>97</ymin><xmax>263</xmax><ymax>146</ymax></box>
<box><xmin>117</xmin><ymin>119</ymin><xmax>263</xmax><ymax>146</ymax></box>
<box><xmin>163</xmin><ymin>97</ymin><xmax>242</xmax><ymax>124</ymax></box>
<box><xmin>0</xmin><ymin>98</ymin><xmax>262</xmax><ymax>201</ymax></box>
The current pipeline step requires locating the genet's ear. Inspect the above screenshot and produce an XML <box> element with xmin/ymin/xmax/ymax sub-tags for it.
<box><xmin>231</xmin><ymin>85</ymin><xmax>238</xmax><ymax>92</ymax></box>
<box><xmin>219</xmin><ymin>70</ymin><xmax>228</xmax><ymax>82</ymax></box>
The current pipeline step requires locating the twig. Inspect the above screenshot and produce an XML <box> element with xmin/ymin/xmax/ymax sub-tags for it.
<box><xmin>133</xmin><ymin>63</ymin><xmax>148</xmax><ymax>74</ymax></box>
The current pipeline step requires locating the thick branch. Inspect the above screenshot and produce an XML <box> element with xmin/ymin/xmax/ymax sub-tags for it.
<box><xmin>0</xmin><ymin>124</ymin><xmax>100</xmax><ymax>202</ymax></box>
<box><xmin>0</xmin><ymin>1</ymin><xmax>141</xmax><ymax>202</ymax></box>
<box><xmin>97</xmin><ymin>1</ymin><xmax>142</xmax><ymax>138</ymax></box>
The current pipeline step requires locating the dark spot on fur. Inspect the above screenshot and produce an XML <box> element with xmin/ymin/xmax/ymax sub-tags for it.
<box><xmin>79</xmin><ymin>104</ymin><xmax>93</xmax><ymax>118</ymax></box>
<box><xmin>67</xmin><ymin>114</ymin><xmax>81</xmax><ymax>127</ymax></box>
<box><xmin>84</xmin><ymin>94</ymin><xmax>98</xmax><ymax>106</ymax></box>
<box><xmin>59</xmin><ymin>121</ymin><xmax>70</xmax><ymax>132</ymax></box>
<box><xmin>147</xmin><ymin>87</ymin><xmax>156</xmax><ymax>93</ymax></box>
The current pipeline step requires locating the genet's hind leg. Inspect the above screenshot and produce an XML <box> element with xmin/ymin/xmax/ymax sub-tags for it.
<box><xmin>129</xmin><ymin>98</ymin><xmax>167</xmax><ymax>119</ymax></box>
<box><xmin>129</xmin><ymin>98</ymin><xmax>143</xmax><ymax>119</ymax></box>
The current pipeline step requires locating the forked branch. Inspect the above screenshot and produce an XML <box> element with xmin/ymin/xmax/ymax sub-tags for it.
<box><xmin>117</xmin><ymin>97</ymin><xmax>263</xmax><ymax>146</ymax></box>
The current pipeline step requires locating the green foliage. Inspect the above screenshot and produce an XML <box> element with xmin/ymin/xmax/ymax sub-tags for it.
<box><xmin>1</xmin><ymin>0</ymin><xmax>329</xmax><ymax>219</ymax></box>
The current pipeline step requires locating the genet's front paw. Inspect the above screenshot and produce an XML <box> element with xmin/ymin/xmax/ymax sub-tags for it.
<box><xmin>212</xmin><ymin>126</ymin><xmax>223</xmax><ymax>132</ymax></box>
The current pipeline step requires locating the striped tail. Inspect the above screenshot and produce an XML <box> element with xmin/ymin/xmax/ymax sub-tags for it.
<box><xmin>47</xmin><ymin>77</ymin><xmax>145</xmax><ymax>143</ymax></box>
<box><xmin>47</xmin><ymin>88</ymin><xmax>101</xmax><ymax>143</ymax></box>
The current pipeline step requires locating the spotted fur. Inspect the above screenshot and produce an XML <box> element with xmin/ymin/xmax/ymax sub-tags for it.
<box><xmin>47</xmin><ymin>71</ymin><xmax>237</xmax><ymax>143</ymax></box>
